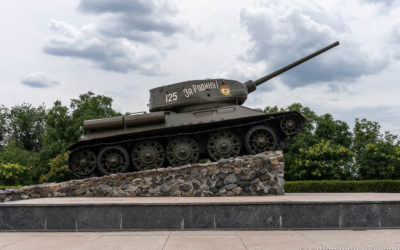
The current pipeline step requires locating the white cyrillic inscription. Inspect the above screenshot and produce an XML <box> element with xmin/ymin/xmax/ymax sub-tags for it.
<box><xmin>183</xmin><ymin>81</ymin><xmax>219</xmax><ymax>98</ymax></box>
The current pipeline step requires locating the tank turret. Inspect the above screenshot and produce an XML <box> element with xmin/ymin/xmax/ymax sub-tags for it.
<box><xmin>149</xmin><ymin>41</ymin><xmax>339</xmax><ymax>113</ymax></box>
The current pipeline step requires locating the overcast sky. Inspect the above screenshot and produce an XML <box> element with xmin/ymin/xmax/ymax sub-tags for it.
<box><xmin>0</xmin><ymin>0</ymin><xmax>399</xmax><ymax>135</ymax></box>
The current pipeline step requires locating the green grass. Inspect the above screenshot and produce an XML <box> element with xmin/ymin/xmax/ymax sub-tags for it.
<box><xmin>285</xmin><ymin>180</ymin><xmax>400</xmax><ymax>193</ymax></box>
<box><xmin>0</xmin><ymin>185</ymin><xmax>22</xmax><ymax>190</ymax></box>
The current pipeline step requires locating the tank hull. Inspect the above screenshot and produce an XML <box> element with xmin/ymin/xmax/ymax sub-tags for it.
<box><xmin>67</xmin><ymin>106</ymin><xmax>304</xmax><ymax>178</ymax></box>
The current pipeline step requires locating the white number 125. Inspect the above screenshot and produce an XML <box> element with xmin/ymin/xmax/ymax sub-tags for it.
<box><xmin>166</xmin><ymin>92</ymin><xmax>178</xmax><ymax>102</ymax></box>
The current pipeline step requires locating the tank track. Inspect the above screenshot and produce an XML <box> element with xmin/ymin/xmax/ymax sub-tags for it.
<box><xmin>68</xmin><ymin>113</ymin><xmax>303</xmax><ymax>178</ymax></box>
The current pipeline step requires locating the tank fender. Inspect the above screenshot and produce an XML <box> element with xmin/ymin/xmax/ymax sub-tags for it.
<box><xmin>83</xmin><ymin>116</ymin><xmax>124</xmax><ymax>131</ymax></box>
<box><xmin>124</xmin><ymin>111</ymin><xmax>165</xmax><ymax>127</ymax></box>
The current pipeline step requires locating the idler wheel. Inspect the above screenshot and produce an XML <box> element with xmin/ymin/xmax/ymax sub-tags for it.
<box><xmin>166</xmin><ymin>136</ymin><xmax>199</xmax><ymax>167</ymax></box>
<box><xmin>245</xmin><ymin>126</ymin><xmax>277</xmax><ymax>154</ymax></box>
<box><xmin>68</xmin><ymin>149</ymin><xmax>97</xmax><ymax>178</ymax></box>
<box><xmin>207</xmin><ymin>130</ymin><xmax>241</xmax><ymax>161</ymax></box>
<box><xmin>97</xmin><ymin>146</ymin><xmax>129</xmax><ymax>175</ymax></box>
<box><xmin>131</xmin><ymin>140</ymin><xmax>165</xmax><ymax>170</ymax></box>
<box><xmin>280</xmin><ymin>114</ymin><xmax>302</xmax><ymax>135</ymax></box>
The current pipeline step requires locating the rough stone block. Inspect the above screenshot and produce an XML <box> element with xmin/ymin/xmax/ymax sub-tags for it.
<box><xmin>0</xmin><ymin>151</ymin><xmax>285</xmax><ymax>202</ymax></box>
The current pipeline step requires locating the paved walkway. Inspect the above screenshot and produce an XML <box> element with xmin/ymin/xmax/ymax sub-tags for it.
<box><xmin>4</xmin><ymin>193</ymin><xmax>400</xmax><ymax>205</ymax></box>
<box><xmin>1</xmin><ymin>230</ymin><xmax>399</xmax><ymax>250</ymax></box>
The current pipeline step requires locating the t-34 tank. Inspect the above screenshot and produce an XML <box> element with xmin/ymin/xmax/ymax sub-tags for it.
<box><xmin>67</xmin><ymin>41</ymin><xmax>339</xmax><ymax>178</ymax></box>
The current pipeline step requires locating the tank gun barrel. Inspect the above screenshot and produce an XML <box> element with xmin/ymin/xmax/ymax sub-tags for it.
<box><xmin>245</xmin><ymin>41</ymin><xmax>339</xmax><ymax>93</ymax></box>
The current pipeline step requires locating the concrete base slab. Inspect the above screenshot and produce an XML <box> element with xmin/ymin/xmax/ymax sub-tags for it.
<box><xmin>0</xmin><ymin>230</ymin><xmax>400</xmax><ymax>250</ymax></box>
<box><xmin>1</xmin><ymin>193</ymin><xmax>400</xmax><ymax>231</ymax></box>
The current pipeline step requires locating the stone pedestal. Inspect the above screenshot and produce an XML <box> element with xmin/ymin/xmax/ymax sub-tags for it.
<box><xmin>0</xmin><ymin>151</ymin><xmax>284</xmax><ymax>202</ymax></box>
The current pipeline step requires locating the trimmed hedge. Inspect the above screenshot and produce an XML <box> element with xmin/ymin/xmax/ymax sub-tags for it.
<box><xmin>285</xmin><ymin>180</ymin><xmax>400</xmax><ymax>193</ymax></box>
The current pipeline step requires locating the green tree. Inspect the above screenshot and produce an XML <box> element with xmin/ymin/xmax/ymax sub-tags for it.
<box><xmin>0</xmin><ymin>92</ymin><xmax>121</xmax><ymax>185</ymax></box>
<box><xmin>357</xmin><ymin>142</ymin><xmax>400</xmax><ymax>180</ymax></box>
<box><xmin>352</xmin><ymin>118</ymin><xmax>389</xmax><ymax>179</ymax></box>
<box><xmin>69</xmin><ymin>91</ymin><xmax>120</xmax><ymax>141</ymax></box>
<box><xmin>44</xmin><ymin>100</ymin><xmax>74</xmax><ymax>146</ymax></box>
<box><xmin>382</xmin><ymin>131</ymin><xmax>399</xmax><ymax>146</ymax></box>
<box><xmin>266</xmin><ymin>103</ymin><xmax>354</xmax><ymax>180</ymax></box>
<box><xmin>0</xmin><ymin>139</ymin><xmax>36</xmax><ymax>167</ymax></box>
<box><xmin>0</xmin><ymin>163</ymin><xmax>31</xmax><ymax>186</ymax></box>
<box><xmin>0</xmin><ymin>137</ymin><xmax>37</xmax><ymax>186</ymax></box>
<box><xmin>0</xmin><ymin>106</ymin><xmax>8</xmax><ymax>148</ymax></box>
<box><xmin>287</xmin><ymin>139</ymin><xmax>355</xmax><ymax>180</ymax></box>
<box><xmin>32</xmin><ymin>140</ymin><xmax>67</xmax><ymax>183</ymax></box>
<box><xmin>266</xmin><ymin>104</ymin><xmax>319</xmax><ymax>180</ymax></box>
<box><xmin>352</xmin><ymin>118</ymin><xmax>381</xmax><ymax>155</ymax></box>
<box><xmin>315</xmin><ymin>113</ymin><xmax>352</xmax><ymax>148</ymax></box>
<box><xmin>36</xmin><ymin>100</ymin><xmax>73</xmax><ymax>180</ymax></box>
<box><xmin>33</xmin><ymin>92</ymin><xmax>120</xmax><ymax>182</ymax></box>
<box><xmin>7</xmin><ymin>104</ymin><xmax>46</xmax><ymax>152</ymax></box>
<box><xmin>353</xmin><ymin>119</ymin><xmax>400</xmax><ymax>180</ymax></box>
<box><xmin>39</xmin><ymin>152</ymin><xmax>74</xmax><ymax>183</ymax></box>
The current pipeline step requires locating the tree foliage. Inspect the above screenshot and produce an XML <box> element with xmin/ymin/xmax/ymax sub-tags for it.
<box><xmin>353</xmin><ymin>118</ymin><xmax>381</xmax><ymax>155</ymax></box>
<box><xmin>7</xmin><ymin>104</ymin><xmax>46</xmax><ymax>152</ymax></box>
<box><xmin>266</xmin><ymin>103</ymin><xmax>399</xmax><ymax>181</ymax></box>
<box><xmin>69</xmin><ymin>91</ymin><xmax>120</xmax><ymax>141</ymax></box>
<box><xmin>32</xmin><ymin>140</ymin><xmax>68</xmax><ymax>182</ymax></box>
<box><xmin>0</xmin><ymin>106</ymin><xmax>8</xmax><ymax>148</ymax></box>
<box><xmin>39</xmin><ymin>152</ymin><xmax>74</xmax><ymax>183</ymax></box>
<box><xmin>315</xmin><ymin>114</ymin><xmax>352</xmax><ymax>148</ymax></box>
<box><xmin>352</xmin><ymin>118</ymin><xmax>399</xmax><ymax>180</ymax></box>
<box><xmin>33</xmin><ymin>92</ymin><xmax>121</xmax><ymax>182</ymax></box>
<box><xmin>357</xmin><ymin>143</ymin><xmax>400</xmax><ymax>180</ymax></box>
<box><xmin>44</xmin><ymin>100</ymin><xmax>74</xmax><ymax>146</ymax></box>
<box><xmin>0</xmin><ymin>163</ymin><xmax>31</xmax><ymax>186</ymax></box>
<box><xmin>287</xmin><ymin>139</ymin><xmax>355</xmax><ymax>180</ymax></box>
<box><xmin>0</xmin><ymin>91</ymin><xmax>120</xmax><ymax>185</ymax></box>
<box><xmin>0</xmin><ymin>139</ymin><xmax>36</xmax><ymax>167</ymax></box>
<box><xmin>266</xmin><ymin>103</ymin><xmax>354</xmax><ymax>180</ymax></box>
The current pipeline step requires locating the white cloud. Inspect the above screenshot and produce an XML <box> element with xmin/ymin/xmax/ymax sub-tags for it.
<box><xmin>79</xmin><ymin>0</ymin><xmax>183</xmax><ymax>43</ymax></box>
<box><xmin>21</xmin><ymin>72</ymin><xmax>59</xmax><ymax>88</ymax></box>
<box><xmin>392</xmin><ymin>22</ymin><xmax>400</xmax><ymax>59</ymax></box>
<box><xmin>43</xmin><ymin>0</ymin><xmax>188</xmax><ymax>74</ymax></box>
<box><xmin>216</xmin><ymin>61</ymin><xmax>266</xmax><ymax>82</ymax></box>
<box><xmin>43</xmin><ymin>20</ymin><xmax>163</xmax><ymax>74</ymax></box>
<box><xmin>363</xmin><ymin>0</ymin><xmax>397</xmax><ymax>6</ymax></box>
<box><xmin>221</xmin><ymin>0</ymin><xmax>390</xmax><ymax>88</ymax></box>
